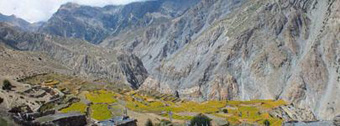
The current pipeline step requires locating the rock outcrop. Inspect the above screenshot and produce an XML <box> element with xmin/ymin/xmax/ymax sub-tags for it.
<box><xmin>334</xmin><ymin>115</ymin><xmax>340</xmax><ymax>126</ymax></box>
<box><xmin>270</xmin><ymin>104</ymin><xmax>316</xmax><ymax>121</ymax></box>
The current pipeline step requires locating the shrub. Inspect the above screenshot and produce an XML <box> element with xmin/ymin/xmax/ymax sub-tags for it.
<box><xmin>2</xmin><ymin>80</ymin><xmax>13</xmax><ymax>90</ymax></box>
<box><xmin>222</xmin><ymin>109</ymin><xmax>228</xmax><ymax>113</ymax></box>
<box><xmin>174</xmin><ymin>91</ymin><xmax>180</xmax><ymax>98</ymax></box>
<box><xmin>145</xmin><ymin>119</ymin><xmax>153</xmax><ymax>126</ymax></box>
<box><xmin>0</xmin><ymin>97</ymin><xmax>3</xmax><ymax>104</ymax></box>
<box><xmin>190</xmin><ymin>114</ymin><xmax>212</xmax><ymax>126</ymax></box>
<box><xmin>264</xmin><ymin>119</ymin><xmax>270</xmax><ymax>126</ymax></box>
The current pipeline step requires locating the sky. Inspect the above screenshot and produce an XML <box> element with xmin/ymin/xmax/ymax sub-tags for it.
<box><xmin>0</xmin><ymin>0</ymin><xmax>146</xmax><ymax>23</ymax></box>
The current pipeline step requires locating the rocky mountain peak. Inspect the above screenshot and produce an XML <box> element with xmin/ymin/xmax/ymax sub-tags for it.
<box><xmin>59</xmin><ymin>2</ymin><xmax>81</xmax><ymax>10</ymax></box>
<box><xmin>0</xmin><ymin>13</ymin><xmax>33</xmax><ymax>31</ymax></box>
<box><xmin>38</xmin><ymin>0</ymin><xmax>200</xmax><ymax>44</ymax></box>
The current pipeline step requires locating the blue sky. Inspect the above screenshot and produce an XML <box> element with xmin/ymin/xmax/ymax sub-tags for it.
<box><xmin>0</xmin><ymin>0</ymin><xmax>146</xmax><ymax>23</ymax></box>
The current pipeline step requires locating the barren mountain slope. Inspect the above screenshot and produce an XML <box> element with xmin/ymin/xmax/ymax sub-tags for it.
<box><xmin>39</xmin><ymin>0</ymin><xmax>200</xmax><ymax>44</ymax></box>
<box><xmin>0</xmin><ymin>44</ymin><xmax>70</xmax><ymax>79</ymax></box>
<box><xmin>0</xmin><ymin>23</ymin><xmax>148</xmax><ymax>88</ymax></box>
<box><xmin>101</xmin><ymin>0</ymin><xmax>339</xmax><ymax>120</ymax></box>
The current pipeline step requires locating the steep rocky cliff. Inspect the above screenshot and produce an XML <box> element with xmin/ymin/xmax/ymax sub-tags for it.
<box><xmin>101</xmin><ymin>0</ymin><xmax>339</xmax><ymax>120</ymax></box>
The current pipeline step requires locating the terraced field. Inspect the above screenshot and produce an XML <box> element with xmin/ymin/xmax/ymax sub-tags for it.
<box><xmin>61</xmin><ymin>89</ymin><xmax>286</xmax><ymax>125</ymax></box>
<box><xmin>23</xmin><ymin>74</ymin><xmax>287</xmax><ymax>125</ymax></box>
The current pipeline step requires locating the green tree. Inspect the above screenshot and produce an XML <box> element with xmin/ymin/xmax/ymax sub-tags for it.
<box><xmin>145</xmin><ymin>119</ymin><xmax>153</xmax><ymax>126</ymax></box>
<box><xmin>222</xmin><ymin>109</ymin><xmax>228</xmax><ymax>113</ymax></box>
<box><xmin>2</xmin><ymin>80</ymin><xmax>13</xmax><ymax>90</ymax></box>
<box><xmin>263</xmin><ymin>119</ymin><xmax>270</xmax><ymax>126</ymax></box>
<box><xmin>190</xmin><ymin>114</ymin><xmax>212</xmax><ymax>126</ymax></box>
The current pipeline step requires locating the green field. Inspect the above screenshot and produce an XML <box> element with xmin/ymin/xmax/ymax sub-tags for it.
<box><xmin>60</xmin><ymin>102</ymin><xmax>87</xmax><ymax>114</ymax></box>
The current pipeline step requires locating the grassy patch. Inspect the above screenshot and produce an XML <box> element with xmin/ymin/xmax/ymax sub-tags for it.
<box><xmin>227</xmin><ymin>116</ymin><xmax>241</xmax><ymax>124</ymax></box>
<box><xmin>86</xmin><ymin>90</ymin><xmax>117</xmax><ymax>104</ymax></box>
<box><xmin>210</xmin><ymin>99</ymin><xmax>286</xmax><ymax>125</ymax></box>
<box><xmin>168</xmin><ymin>101</ymin><xmax>226</xmax><ymax>113</ymax></box>
<box><xmin>261</xmin><ymin>99</ymin><xmax>286</xmax><ymax>109</ymax></box>
<box><xmin>60</xmin><ymin>102</ymin><xmax>87</xmax><ymax>114</ymax></box>
<box><xmin>90</xmin><ymin>104</ymin><xmax>112</xmax><ymax>121</ymax></box>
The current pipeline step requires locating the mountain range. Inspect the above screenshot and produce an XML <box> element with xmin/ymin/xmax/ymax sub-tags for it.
<box><xmin>0</xmin><ymin>0</ymin><xmax>339</xmax><ymax>121</ymax></box>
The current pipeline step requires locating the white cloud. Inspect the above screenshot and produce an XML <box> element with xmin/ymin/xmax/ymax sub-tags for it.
<box><xmin>0</xmin><ymin>0</ymin><xmax>146</xmax><ymax>23</ymax></box>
